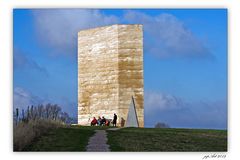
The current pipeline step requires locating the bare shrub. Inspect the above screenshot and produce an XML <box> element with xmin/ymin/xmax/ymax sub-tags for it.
<box><xmin>154</xmin><ymin>122</ymin><xmax>170</xmax><ymax>128</ymax></box>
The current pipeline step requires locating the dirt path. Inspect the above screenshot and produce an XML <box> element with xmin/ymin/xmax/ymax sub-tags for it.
<box><xmin>86</xmin><ymin>130</ymin><xmax>110</xmax><ymax>152</ymax></box>
<box><xmin>86</xmin><ymin>128</ymin><xmax>121</xmax><ymax>152</ymax></box>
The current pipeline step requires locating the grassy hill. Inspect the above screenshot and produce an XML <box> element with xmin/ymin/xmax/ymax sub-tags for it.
<box><xmin>23</xmin><ymin>126</ymin><xmax>227</xmax><ymax>151</ymax></box>
<box><xmin>107</xmin><ymin>127</ymin><xmax>227</xmax><ymax>151</ymax></box>
<box><xmin>23</xmin><ymin>126</ymin><xmax>95</xmax><ymax>151</ymax></box>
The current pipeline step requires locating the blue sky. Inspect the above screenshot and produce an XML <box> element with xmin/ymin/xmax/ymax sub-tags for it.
<box><xmin>13</xmin><ymin>9</ymin><xmax>227</xmax><ymax>129</ymax></box>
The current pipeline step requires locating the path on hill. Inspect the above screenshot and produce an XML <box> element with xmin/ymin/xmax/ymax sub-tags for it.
<box><xmin>86</xmin><ymin>128</ymin><xmax>120</xmax><ymax>152</ymax></box>
<box><xmin>86</xmin><ymin>130</ymin><xmax>110</xmax><ymax>152</ymax></box>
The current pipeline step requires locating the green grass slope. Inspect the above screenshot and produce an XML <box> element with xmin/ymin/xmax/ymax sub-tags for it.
<box><xmin>23</xmin><ymin>126</ymin><xmax>227</xmax><ymax>152</ymax></box>
<box><xmin>23</xmin><ymin>126</ymin><xmax>96</xmax><ymax>151</ymax></box>
<box><xmin>107</xmin><ymin>127</ymin><xmax>227</xmax><ymax>152</ymax></box>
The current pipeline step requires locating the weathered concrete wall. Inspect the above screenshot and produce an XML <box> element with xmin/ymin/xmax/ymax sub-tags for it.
<box><xmin>78</xmin><ymin>24</ymin><xmax>144</xmax><ymax>127</ymax></box>
<box><xmin>118</xmin><ymin>25</ymin><xmax>144</xmax><ymax>127</ymax></box>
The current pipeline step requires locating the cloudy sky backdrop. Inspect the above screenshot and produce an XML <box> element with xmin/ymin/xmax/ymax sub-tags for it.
<box><xmin>13</xmin><ymin>9</ymin><xmax>227</xmax><ymax>129</ymax></box>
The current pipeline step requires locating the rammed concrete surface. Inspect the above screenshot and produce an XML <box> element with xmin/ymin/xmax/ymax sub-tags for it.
<box><xmin>78</xmin><ymin>24</ymin><xmax>144</xmax><ymax>127</ymax></box>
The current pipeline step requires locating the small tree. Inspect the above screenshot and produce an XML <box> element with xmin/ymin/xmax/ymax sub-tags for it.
<box><xmin>154</xmin><ymin>122</ymin><xmax>170</xmax><ymax>128</ymax></box>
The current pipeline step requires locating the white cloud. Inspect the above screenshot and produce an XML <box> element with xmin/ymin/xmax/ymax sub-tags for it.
<box><xmin>145</xmin><ymin>91</ymin><xmax>187</xmax><ymax>111</ymax></box>
<box><xmin>32</xmin><ymin>9</ymin><xmax>119</xmax><ymax>55</ymax></box>
<box><xmin>144</xmin><ymin>90</ymin><xmax>227</xmax><ymax>129</ymax></box>
<box><xmin>13</xmin><ymin>87</ymin><xmax>45</xmax><ymax>111</ymax></box>
<box><xmin>31</xmin><ymin>9</ymin><xmax>213</xmax><ymax>59</ymax></box>
<box><xmin>124</xmin><ymin>11</ymin><xmax>213</xmax><ymax>59</ymax></box>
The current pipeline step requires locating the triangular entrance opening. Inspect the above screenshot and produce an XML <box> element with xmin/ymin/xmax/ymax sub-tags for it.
<box><xmin>125</xmin><ymin>96</ymin><xmax>139</xmax><ymax>127</ymax></box>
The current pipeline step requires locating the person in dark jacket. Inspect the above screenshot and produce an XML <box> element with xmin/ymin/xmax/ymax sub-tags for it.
<box><xmin>113</xmin><ymin>113</ymin><xmax>117</xmax><ymax>127</ymax></box>
<box><xmin>101</xmin><ymin>116</ymin><xmax>106</xmax><ymax>126</ymax></box>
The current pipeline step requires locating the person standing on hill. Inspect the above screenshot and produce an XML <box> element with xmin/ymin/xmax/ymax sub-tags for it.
<box><xmin>113</xmin><ymin>113</ymin><xmax>117</xmax><ymax>127</ymax></box>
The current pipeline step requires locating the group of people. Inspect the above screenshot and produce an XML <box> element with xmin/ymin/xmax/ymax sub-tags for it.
<box><xmin>90</xmin><ymin>113</ymin><xmax>117</xmax><ymax>127</ymax></box>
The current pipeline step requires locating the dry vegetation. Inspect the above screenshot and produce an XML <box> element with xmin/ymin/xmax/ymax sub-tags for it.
<box><xmin>13</xmin><ymin>103</ymin><xmax>74</xmax><ymax>151</ymax></box>
<box><xmin>13</xmin><ymin>119</ymin><xmax>64</xmax><ymax>151</ymax></box>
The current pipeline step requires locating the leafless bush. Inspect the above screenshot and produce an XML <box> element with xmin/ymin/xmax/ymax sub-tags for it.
<box><xmin>154</xmin><ymin>122</ymin><xmax>170</xmax><ymax>128</ymax></box>
<box><xmin>14</xmin><ymin>103</ymin><xmax>73</xmax><ymax>124</ymax></box>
